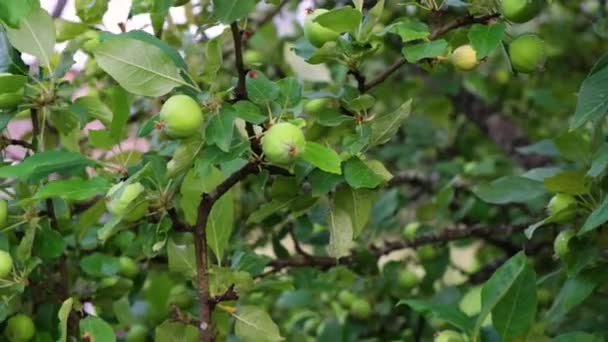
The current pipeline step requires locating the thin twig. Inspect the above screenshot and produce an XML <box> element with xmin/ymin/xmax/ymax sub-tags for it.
<box><xmin>257</xmin><ymin>0</ymin><xmax>289</xmax><ymax>28</ymax></box>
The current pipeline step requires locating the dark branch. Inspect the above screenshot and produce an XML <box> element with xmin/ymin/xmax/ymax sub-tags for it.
<box><xmin>230</xmin><ymin>22</ymin><xmax>248</xmax><ymax>102</ymax></box>
<box><xmin>208</xmin><ymin>284</ymin><xmax>239</xmax><ymax>310</ymax></box>
<box><xmin>168</xmin><ymin>208</ymin><xmax>190</xmax><ymax>232</ymax></box>
<box><xmin>52</xmin><ymin>0</ymin><xmax>68</xmax><ymax>18</ymax></box>
<box><xmin>256</xmin><ymin>0</ymin><xmax>289</xmax><ymax>29</ymax></box>
<box><xmin>0</xmin><ymin>138</ymin><xmax>34</xmax><ymax>150</ymax></box>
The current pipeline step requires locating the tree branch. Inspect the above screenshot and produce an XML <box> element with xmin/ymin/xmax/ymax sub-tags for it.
<box><xmin>230</xmin><ymin>22</ymin><xmax>248</xmax><ymax>102</ymax></box>
<box><xmin>0</xmin><ymin>138</ymin><xmax>34</xmax><ymax>150</ymax></box>
<box><xmin>256</xmin><ymin>0</ymin><xmax>289</xmax><ymax>29</ymax></box>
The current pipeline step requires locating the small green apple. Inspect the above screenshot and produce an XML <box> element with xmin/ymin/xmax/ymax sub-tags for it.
<box><xmin>75</xmin><ymin>0</ymin><xmax>108</xmax><ymax>24</ymax></box>
<box><xmin>554</xmin><ymin>229</ymin><xmax>575</xmax><ymax>259</ymax></box>
<box><xmin>106</xmin><ymin>182</ymin><xmax>146</xmax><ymax>217</ymax></box>
<box><xmin>546</xmin><ymin>194</ymin><xmax>577</xmax><ymax>223</ymax></box>
<box><xmin>509</xmin><ymin>34</ymin><xmax>545</xmax><ymax>74</ymax></box>
<box><xmin>125</xmin><ymin>324</ymin><xmax>147</xmax><ymax>342</ymax></box>
<box><xmin>402</xmin><ymin>222</ymin><xmax>420</xmax><ymax>240</ymax></box>
<box><xmin>244</xmin><ymin>50</ymin><xmax>264</xmax><ymax>65</ymax></box>
<box><xmin>417</xmin><ymin>245</ymin><xmax>438</xmax><ymax>261</ymax></box>
<box><xmin>0</xmin><ymin>199</ymin><xmax>7</xmax><ymax>227</ymax></box>
<box><xmin>5</xmin><ymin>314</ymin><xmax>35</xmax><ymax>342</ymax></box>
<box><xmin>304</xmin><ymin>98</ymin><xmax>328</xmax><ymax>114</ymax></box>
<box><xmin>398</xmin><ymin>269</ymin><xmax>419</xmax><ymax>289</ymax></box>
<box><xmin>537</xmin><ymin>287</ymin><xmax>552</xmax><ymax>306</ymax></box>
<box><xmin>451</xmin><ymin>45</ymin><xmax>478</xmax><ymax>71</ymax></box>
<box><xmin>434</xmin><ymin>330</ymin><xmax>465</xmax><ymax>342</ymax></box>
<box><xmin>501</xmin><ymin>0</ymin><xmax>543</xmax><ymax>23</ymax></box>
<box><xmin>303</xmin><ymin>9</ymin><xmax>340</xmax><ymax>48</ymax></box>
<box><xmin>119</xmin><ymin>256</ymin><xmax>138</xmax><ymax>278</ymax></box>
<box><xmin>338</xmin><ymin>290</ymin><xmax>355</xmax><ymax>307</ymax></box>
<box><xmin>0</xmin><ymin>250</ymin><xmax>13</xmax><ymax>278</ymax></box>
<box><xmin>349</xmin><ymin>298</ymin><xmax>372</xmax><ymax>319</ymax></box>
<box><xmin>169</xmin><ymin>284</ymin><xmax>194</xmax><ymax>308</ymax></box>
<box><xmin>262</xmin><ymin>122</ymin><xmax>306</xmax><ymax>164</ymax></box>
<box><xmin>159</xmin><ymin>95</ymin><xmax>204</xmax><ymax>139</ymax></box>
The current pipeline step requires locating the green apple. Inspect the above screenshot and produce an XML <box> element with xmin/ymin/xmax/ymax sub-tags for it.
<box><xmin>119</xmin><ymin>256</ymin><xmax>138</xmax><ymax>278</ymax></box>
<box><xmin>509</xmin><ymin>34</ymin><xmax>545</xmax><ymax>74</ymax></box>
<box><xmin>434</xmin><ymin>330</ymin><xmax>464</xmax><ymax>342</ymax></box>
<box><xmin>338</xmin><ymin>290</ymin><xmax>355</xmax><ymax>307</ymax></box>
<box><xmin>398</xmin><ymin>269</ymin><xmax>419</xmax><ymax>289</ymax></box>
<box><xmin>125</xmin><ymin>324</ymin><xmax>147</xmax><ymax>342</ymax></box>
<box><xmin>0</xmin><ymin>250</ymin><xmax>13</xmax><ymax>278</ymax></box>
<box><xmin>451</xmin><ymin>45</ymin><xmax>478</xmax><ymax>71</ymax></box>
<box><xmin>76</xmin><ymin>0</ymin><xmax>108</xmax><ymax>24</ymax></box>
<box><xmin>402</xmin><ymin>222</ymin><xmax>420</xmax><ymax>240</ymax></box>
<box><xmin>262</xmin><ymin>122</ymin><xmax>306</xmax><ymax>164</ymax></box>
<box><xmin>244</xmin><ymin>50</ymin><xmax>264</xmax><ymax>65</ymax></box>
<box><xmin>0</xmin><ymin>199</ymin><xmax>7</xmax><ymax>227</ymax></box>
<box><xmin>81</xmin><ymin>31</ymin><xmax>101</xmax><ymax>55</ymax></box>
<box><xmin>0</xmin><ymin>73</ymin><xmax>26</xmax><ymax>110</ymax></box>
<box><xmin>159</xmin><ymin>95</ymin><xmax>204</xmax><ymax>139</ymax></box>
<box><xmin>5</xmin><ymin>314</ymin><xmax>35</xmax><ymax>341</ymax></box>
<box><xmin>106</xmin><ymin>182</ymin><xmax>146</xmax><ymax>217</ymax></box>
<box><xmin>169</xmin><ymin>284</ymin><xmax>194</xmax><ymax>308</ymax></box>
<box><xmin>304</xmin><ymin>98</ymin><xmax>328</xmax><ymax>114</ymax></box>
<box><xmin>554</xmin><ymin>229</ymin><xmax>575</xmax><ymax>259</ymax></box>
<box><xmin>546</xmin><ymin>193</ymin><xmax>577</xmax><ymax>223</ymax></box>
<box><xmin>417</xmin><ymin>245</ymin><xmax>438</xmax><ymax>261</ymax></box>
<box><xmin>537</xmin><ymin>287</ymin><xmax>552</xmax><ymax>306</ymax></box>
<box><xmin>303</xmin><ymin>9</ymin><xmax>340</xmax><ymax>48</ymax></box>
<box><xmin>349</xmin><ymin>298</ymin><xmax>371</xmax><ymax>319</ymax></box>
<box><xmin>501</xmin><ymin>0</ymin><xmax>543</xmax><ymax>23</ymax></box>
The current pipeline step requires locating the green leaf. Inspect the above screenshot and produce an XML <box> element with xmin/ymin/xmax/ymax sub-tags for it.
<box><xmin>277</xmin><ymin>77</ymin><xmax>302</xmax><ymax>109</ymax></box>
<box><xmin>552</xmin><ymin>332</ymin><xmax>603</xmax><ymax>342</ymax></box>
<box><xmin>234</xmin><ymin>101</ymin><xmax>266</xmax><ymax>124</ymax></box>
<box><xmin>544</xmin><ymin>171</ymin><xmax>590</xmax><ymax>195</ymax></box>
<box><xmin>167</xmin><ymin>237</ymin><xmax>196</xmax><ymax>279</ymax></box>
<box><xmin>16</xmin><ymin>222</ymin><xmax>36</xmax><ymax>263</ymax></box>
<box><xmin>138</xmin><ymin>113</ymin><xmax>161</xmax><ymax>137</ymax></box>
<box><xmin>571</xmin><ymin>56</ymin><xmax>608</xmax><ymax>129</ymax></box>
<box><xmin>312</xmin><ymin>108</ymin><xmax>353</xmax><ymax>127</ymax></box>
<box><xmin>94</xmin><ymin>37</ymin><xmax>190</xmax><ymax>97</ymax></box>
<box><xmin>180</xmin><ymin>167</ymin><xmax>234</xmax><ymax>261</ymax></box>
<box><xmin>473</xmin><ymin>176</ymin><xmax>546</xmax><ymax>204</ymax></box>
<box><xmin>167</xmin><ymin>136</ymin><xmax>204</xmax><ymax>178</ymax></box>
<box><xmin>402</xmin><ymin>40</ymin><xmax>448</xmax><ymax>63</ymax></box>
<box><xmin>343</xmin><ymin>157</ymin><xmax>384</xmax><ymax>189</ymax></box>
<box><xmin>0</xmin><ymin>74</ymin><xmax>26</xmax><ymax>93</ymax></box>
<box><xmin>155</xmin><ymin>321</ymin><xmax>199</xmax><ymax>342</ymax></box>
<box><xmin>247</xmin><ymin>198</ymin><xmax>296</xmax><ymax>224</ymax></box>
<box><xmin>399</xmin><ymin>299</ymin><xmax>474</xmax><ymax>334</ymax></box>
<box><xmin>300</xmin><ymin>142</ymin><xmax>342</xmax><ymax>175</ymax></box>
<box><xmin>107</xmin><ymin>86</ymin><xmax>131</xmax><ymax>139</ymax></box>
<box><xmin>4</xmin><ymin>6</ymin><xmax>55</xmax><ymax>69</ymax></box>
<box><xmin>0</xmin><ymin>0</ymin><xmax>34</xmax><ymax>28</ymax></box>
<box><xmin>80</xmin><ymin>253</ymin><xmax>121</xmax><ymax>278</ymax></box>
<box><xmin>314</xmin><ymin>7</ymin><xmax>362</xmax><ymax>34</ymax></box>
<box><xmin>0</xmin><ymin>151</ymin><xmax>95</xmax><ymax>181</ymax></box>
<box><xmin>206</xmin><ymin>106</ymin><xmax>236</xmax><ymax>152</ymax></box>
<box><xmin>369</xmin><ymin>99</ymin><xmax>413</xmax><ymax>146</ymax></box>
<box><xmin>74</xmin><ymin>96</ymin><xmax>114</xmax><ymax>126</ymax></box>
<box><xmin>333</xmin><ymin>186</ymin><xmax>373</xmax><ymax>237</ymax></box>
<box><xmin>491</xmin><ymin>258</ymin><xmax>537</xmax><ymax>341</ymax></box>
<box><xmin>385</xmin><ymin>18</ymin><xmax>429</xmax><ymax>42</ymax></box>
<box><xmin>544</xmin><ymin>273</ymin><xmax>597</xmax><ymax>325</ymax></box>
<box><xmin>328</xmin><ymin>207</ymin><xmax>353</xmax><ymax>258</ymax></box>
<box><xmin>467</xmin><ymin>23</ymin><xmax>506</xmax><ymax>59</ymax></box>
<box><xmin>474</xmin><ymin>252</ymin><xmax>532</xmax><ymax>338</ymax></box>
<box><xmin>33</xmin><ymin>225</ymin><xmax>66</xmax><ymax>259</ymax></box>
<box><xmin>246</xmin><ymin>72</ymin><xmax>279</xmax><ymax>105</ymax></box>
<box><xmin>57</xmin><ymin>297</ymin><xmax>73</xmax><ymax>342</ymax></box>
<box><xmin>201</xmin><ymin>34</ymin><xmax>224</xmax><ymax>83</ymax></box>
<box><xmin>79</xmin><ymin>316</ymin><xmax>116</xmax><ymax>342</ymax></box>
<box><xmin>234</xmin><ymin>306</ymin><xmax>284</xmax><ymax>342</ymax></box>
<box><xmin>30</xmin><ymin>177</ymin><xmax>109</xmax><ymax>202</ymax></box>
<box><xmin>588</xmin><ymin>142</ymin><xmax>608</xmax><ymax>177</ymax></box>
<box><xmin>308</xmin><ymin>169</ymin><xmax>344</xmax><ymax>196</ymax></box>
<box><xmin>579</xmin><ymin>197</ymin><xmax>608</xmax><ymax>235</ymax></box>
<box><xmin>554</xmin><ymin>131</ymin><xmax>592</xmax><ymax>162</ymax></box>
<box><xmin>213</xmin><ymin>0</ymin><xmax>256</xmax><ymax>24</ymax></box>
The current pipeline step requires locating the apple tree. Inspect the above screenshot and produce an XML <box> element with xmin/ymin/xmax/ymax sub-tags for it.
<box><xmin>0</xmin><ymin>0</ymin><xmax>607</xmax><ymax>341</ymax></box>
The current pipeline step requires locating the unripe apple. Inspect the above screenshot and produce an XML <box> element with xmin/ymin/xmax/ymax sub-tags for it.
<box><xmin>554</xmin><ymin>229</ymin><xmax>575</xmax><ymax>259</ymax></box>
<box><xmin>75</xmin><ymin>0</ymin><xmax>108</xmax><ymax>24</ymax></box>
<box><xmin>4</xmin><ymin>314</ymin><xmax>35</xmax><ymax>342</ymax></box>
<box><xmin>434</xmin><ymin>330</ymin><xmax>465</xmax><ymax>342</ymax></box>
<box><xmin>159</xmin><ymin>95</ymin><xmax>204</xmax><ymax>139</ymax></box>
<box><xmin>0</xmin><ymin>199</ymin><xmax>7</xmax><ymax>227</ymax></box>
<box><xmin>106</xmin><ymin>182</ymin><xmax>146</xmax><ymax>217</ymax></box>
<box><xmin>303</xmin><ymin>9</ymin><xmax>340</xmax><ymax>48</ymax></box>
<box><xmin>509</xmin><ymin>34</ymin><xmax>545</xmax><ymax>74</ymax></box>
<box><xmin>244</xmin><ymin>50</ymin><xmax>264</xmax><ymax>65</ymax></box>
<box><xmin>338</xmin><ymin>290</ymin><xmax>355</xmax><ymax>307</ymax></box>
<box><xmin>402</xmin><ymin>222</ymin><xmax>420</xmax><ymax>240</ymax></box>
<box><xmin>304</xmin><ymin>98</ymin><xmax>328</xmax><ymax>114</ymax></box>
<box><xmin>398</xmin><ymin>269</ymin><xmax>419</xmax><ymax>289</ymax></box>
<box><xmin>546</xmin><ymin>194</ymin><xmax>577</xmax><ymax>223</ymax></box>
<box><xmin>169</xmin><ymin>284</ymin><xmax>194</xmax><ymax>308</ymax></box>
<box><xmin>349</xmin><ymin>298</ymin><xmax>372</xmax><ymax>319</ymax></box>
<box><xmin>537</xmin><ymin>287</ymin><xmax>552</xmax><ymax>306</ymax></box>
<box><xmin>262</xmin><ymin>122</ymin><xmax>306</xmax><ymax>164</ymax></box>
<box><xmin>0</xmin><ymin>250</ymin><xmax>13</xmax><ymax>278</ymax></box>
<box><xmin>125</xmin><ymin>324</ymin><xmax>147</xmax><ymax>342</ymax></box>
<box><xmin>417</xmin><ymin>245</ymin><xmax>438</xmax><ymax>261</ymax></box>
<box><xmin>119</xmin><ymin>256</ymin><xmax>138</xmax><ymax>278</ymax></box>
<box><xmin>0</xmin><ymin>73</ymin><xmax>25</xmax><ymax>110</ymax></box>
<box><xmin>501</xmin><ymin>0</ymin><xmax>543</xmax><ymax>23</ymax></box>
<box><xmin>451</xmin><ymin>45</ymin><xmax>478</xmax><ymax>71</ymax></box>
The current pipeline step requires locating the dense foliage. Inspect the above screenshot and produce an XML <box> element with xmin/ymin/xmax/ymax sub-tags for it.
<box><xmin>0</xmin><ymin>0</ymin><xmax>607</xmax><ymax>341</ymax></box>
